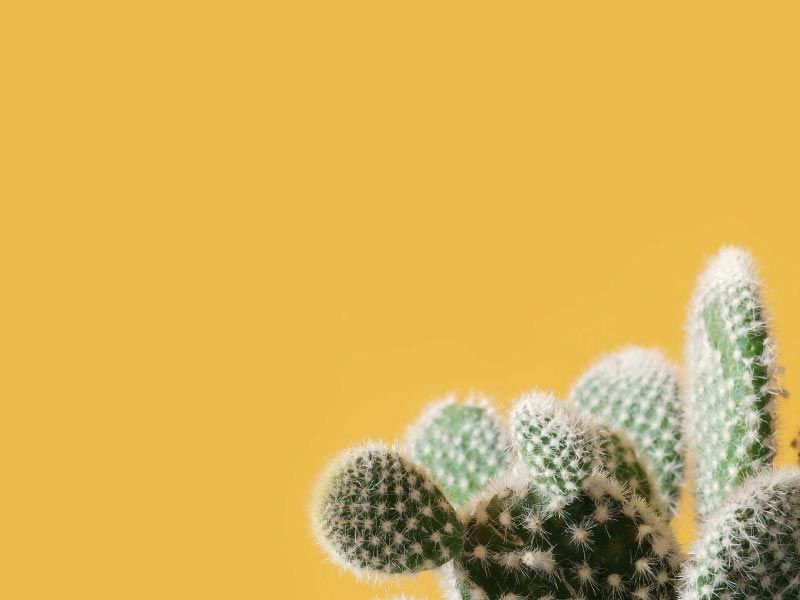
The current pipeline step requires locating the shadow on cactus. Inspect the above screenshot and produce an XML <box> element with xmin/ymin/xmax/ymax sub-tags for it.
<box><xmin>310</xmin><ymin>246</ymin><xmax>798</xmax><ymax>600</ymax></box>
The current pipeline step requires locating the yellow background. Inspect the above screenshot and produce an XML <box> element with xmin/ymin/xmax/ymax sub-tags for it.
<box><xmin>2</xmin><ymin>2</ymin><xmax>800</xmax><ymax>598</ymax></box>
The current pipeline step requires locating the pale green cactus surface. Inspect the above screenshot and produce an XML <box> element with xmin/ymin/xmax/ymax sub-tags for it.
<box><xmin>570</xmin><ymin>347</ymin><xmax>683</xmax><ymax>513</ymax></box>
<box><xmin>407</xmin><ymin>396</ymin><xmax>510</xmax><ymax>506</ymax></box>
<box><xmin>685</xmin><ymin>247</ymin><xmax>777</xmax><ymax>517</ymax></box>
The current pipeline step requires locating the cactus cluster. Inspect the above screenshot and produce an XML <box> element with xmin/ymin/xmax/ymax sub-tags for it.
<box><xmin>311</xmin><ymin>246</ymin><xmax>798</xmax><ymax>600</ymax></box>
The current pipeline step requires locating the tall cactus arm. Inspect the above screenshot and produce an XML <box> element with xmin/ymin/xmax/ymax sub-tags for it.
<box><xmin>685</xmin><ymin>247</ymin><xmax>779</xmax><ymax>517</ymax></box>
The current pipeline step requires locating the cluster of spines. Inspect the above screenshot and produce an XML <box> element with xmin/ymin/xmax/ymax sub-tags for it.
<box><xmin>680</xmin><ymin>469</ymin><xmax>800</xmax><ymax>600</ymax></box>
<box><xmin>685</xmin><ymin>246</ymin><xmax>778</xmax><ymax>517</ymax></box>
<box><xmin>511</xmin><ymin>391</ymin><xmax>660</xmax><ymax>510</ymax></box>
<box><xmin>406</xmin><ymin>395</ymin><xmax>510</xmax><ymax>506</ymax></box>
<box><xmin>569</xmin><ymin>347</ymin><xmax>683</xmax><ymax>513</ymax></box>
<box><xmin>510</xmin><ymin>391</ymin><xmax>597</xmax><ymax>500</ymax></box>
<box><xmin>311</xmin><ymin>443</ymin><xmax>463</xmax><ymax>577</ymax></box>
<box><xmin>454</xmin><ymin>470</ymin><xmax>681</xmax><ymax>599</ymax></box>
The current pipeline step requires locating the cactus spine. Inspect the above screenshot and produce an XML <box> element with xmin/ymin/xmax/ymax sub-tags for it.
<box><xmin>570</xmin><ymin>347</ymin><xmax>683</xmax><ymax>513</ymax></box>
<box><xmin>685</xmin><ymin>247</ymin><xmax>778</xmax><ymax>517</ymax></box>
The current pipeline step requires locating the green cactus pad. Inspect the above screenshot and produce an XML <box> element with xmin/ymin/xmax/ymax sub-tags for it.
<box><xmin>680</xmin><ymin>469</ymin><xmax>800</xmax><ymax>600</ymax></box>
<box><xmin>685</xmin><ymin>247</ymin><xmax>778</xmax><ymax>517</ymax></box>
<box><xmin>596</xmin><ymin>424</ymin><xmax>659</xmax><ymax>509</ymax></box>
<box><xmin>312</xmin><ymin>443</ymin><xmax>463</xmax><ymax>577</ymax></box>
<box><xmin>511</xmin><ymin>392</ymin><xmax>659</xmax><ymax>508</ymax></box>
<box><xmin>454</xmin><ymin>470</ymin><xmax>682</xmax><ymax>600</ymax></box>
<box><xmin>407</xmin><ymin>395</ymin><xmax>510</xmax><ymax>506</ymax></box>
<box><xmin>569</xmin><ymin>347</ymin><xmax>683</xmax><ymax>513</ymax></box>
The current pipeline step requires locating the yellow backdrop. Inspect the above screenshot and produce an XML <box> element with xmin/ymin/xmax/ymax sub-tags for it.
<box><xmin>3</xmin><ymin>2</ymin><xmax>800</xmax><ymax>599</ymax></box>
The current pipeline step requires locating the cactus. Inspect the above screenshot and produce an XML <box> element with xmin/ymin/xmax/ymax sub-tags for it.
<box><xmin>311</xmin><ymin>246</ymin><xmax>796</xmax><ymax>600</ymax></box>
<box><xmin>685</xmin><ymin>246</ymin><xmax>778</xmax><ymax>517</ymax></box>
<box><xmin>510</xmin><ymin>392</ymin><xmax>597</xmax><ymax>500</ymax></box>
<box><xmin>597</xmin><ymin>426</ymin><xmax>661</xmax><ymax>511</ymax></box>
<box><xmin>407</xmin><ymin>395</ymin><xmax>510</xmax><ymax>506</ymax></box>
<box><xmin>680</xmin><ymin>469</ymin><xmax>800</xmax><ymax>599</ymax></box>
<box><xmin>454</xmin><ymin>470</ymin><xmax>681</xmax><ymax>600</ymax></box>
<box><xmin>311</xmin><ymin>443</ymin><xmax>463</xmax><ymax>577</ymax></box>
<box><xmin>569</xmin><ymin>347</ymin><xmax>683</xmax><ymax>513</ymax></box>
<box><xmin>511</xmin><ymin>391</ymin><xmax>660</xmax><ymax>509</ymax></box>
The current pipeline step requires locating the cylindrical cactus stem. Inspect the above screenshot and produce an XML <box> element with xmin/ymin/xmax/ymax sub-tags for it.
<box><xmin>685</xmin><ymin>247</ymin><xmax>779</xmax><ymax>517</ymax></box>
<box><xmin>311</xmin><ymin>442</ymin><xmax>463</xmax><ymax>578</ymax></box>
<box><xmin>454</xmin><ymin>469</ymin><xmax>682</xmax><ymax>600</ymax></box>
<box><xmin>569</xmin><ymin>346</ymin><xmax>684</xmax><ymax>514</ymax></box>
<box><xmin>510</xmin><ymin>391</ymin><xmax>662</xmax><ymax>510</ymax></box>
<box><xmin>680</xmin><ymin>468</ymin><xmax>800</xmax><ymax>599</ymax></box>
<box><xmin>406</xmin><ymin>394</ymin><xmax>511</xmax><ymax>506</ymax></box>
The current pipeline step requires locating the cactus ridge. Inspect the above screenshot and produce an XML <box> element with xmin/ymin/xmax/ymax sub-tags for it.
<box><xmin>569</xmin><ymin>346</ymin><xmax>683</xmax><ymax>513</ymax></box>
<box><xmin>311</xmin><ymin>443</ymin><xmax>463</xmax><ymax>578</ymax></box>
<box><xmin>680</xmin><ymin>468</ymin><xmax>800</xmax><ymax>600</ymax></box>
<box><xmin>454</xmin><ymin>469</ymin><xmax>682</xmax><ymax>600</ymax></box>
<box><xmin>685</xmin><ymin>247</ymin><xmax>778</xmax><ymax>517</ymax></box>
<box><xmin>407</xmin><ymin>395</ymin><xmax>510</xmax><ymax>506</ymax></box>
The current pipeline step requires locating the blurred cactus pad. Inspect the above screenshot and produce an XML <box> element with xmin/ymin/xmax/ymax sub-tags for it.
<box><xmin>311</xmin><ymin>247</ymin><xmax>798</xmax><ymax>600</ymax></box>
